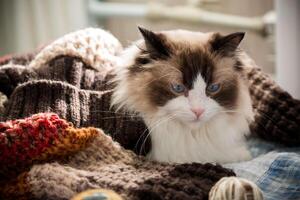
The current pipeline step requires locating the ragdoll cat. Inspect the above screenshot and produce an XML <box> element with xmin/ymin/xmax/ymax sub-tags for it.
<box><xmin>112</xmin><ymin>27</ymin><xmax>254</xmax><ymax>164</ymax></box>
<box><xmin>112</xmin><ymin>27</ymin><xmax>263</xmax><ymax>200</ymax></box>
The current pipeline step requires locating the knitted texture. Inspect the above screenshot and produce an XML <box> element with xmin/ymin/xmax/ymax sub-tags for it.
<box><xmin>0</xmin><ymin>52</ymin><xmax>35</xmax><ymax>66</ymax></box>
<box><xmin>0</xmin><ymin>91</ymin><xmax>7</xmax><ymax>114</ymax></box>
<box><xmin>29</xmin><ymin>28</ymin><xmax>122</xmax><ymax>73</ymax></box>
<box><xmin>245</xmin><ymin>67</ymin><xmax>300</xmax><ymax>146</ymax></box>
<box><xmin>0</xmin><ymin>27</ymin><xmax>299</xmax><ymax>199</ymax></box>
<box><xmin>0</xmin><ymin>113</ymin><xmax>235</xmax><ymax>200</ymax></box>
<box><xmin>1</xmin><ymin>172</ymin><xmax>30</xmax><ymax>200</ymax></box>
<box><xmin>0</xmin><ymin>113</ymin><xmax>99</xmax><ymax>180</ymax></box>
<box><xmin>0</xmin><ymin>63</ymin><xmax>28</xmax><ymax>96</ymax></box>
<box><xmin>0</xmin><ymin>56</ymin><xmax>151</xmax><ymax>155</ymax></box>
<box><xmin>0</xmin><ymin>113</ymin><xmax>69</xmax><ymax>165</ymax></box>
<box><xmin>0</xmin><ymin>28</ymin><xmax>299</xmax><ymax>149</ymax></box>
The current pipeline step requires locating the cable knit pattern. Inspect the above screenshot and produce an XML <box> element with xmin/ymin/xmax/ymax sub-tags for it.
<box><xmin>29</xmin><ymin>28</ymin><xmax>123</xmax><ymax>73</ymax></box>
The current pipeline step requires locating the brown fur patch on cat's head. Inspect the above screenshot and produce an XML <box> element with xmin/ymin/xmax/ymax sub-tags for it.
<box><xmin>112</xmin><ymin>28</ymin><xmax>249</xmax><ymax>116</ymax></box>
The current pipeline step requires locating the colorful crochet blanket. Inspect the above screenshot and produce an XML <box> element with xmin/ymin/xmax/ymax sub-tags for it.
<box><xmin>1</xmin><ymin>113</ymin><xmax>235</xmax><ymax>200</ymax></box>
<box><xmin>0</xmin><ymin>28</ymin><xmax>299</xmax><ymax>200</ymax></box>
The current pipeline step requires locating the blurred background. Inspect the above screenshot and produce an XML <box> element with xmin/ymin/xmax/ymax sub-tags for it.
<box><xmin>0</xmin><ymin>0</ymin><xmax>299</xmax><ymax>98</ymax></box>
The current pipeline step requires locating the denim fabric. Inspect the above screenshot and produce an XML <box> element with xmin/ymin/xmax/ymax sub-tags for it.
<box><xmin>225</xmin><ymin>138</ymin><xmax>300</xmax><ymax>200</ymax></box>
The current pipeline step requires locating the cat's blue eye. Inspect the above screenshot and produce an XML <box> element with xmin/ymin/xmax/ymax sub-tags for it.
<box><xmin>171</xmin><ymin>83</ymin><xmax>185</xmax><ymax>93</ymax></box>
<box><xmin>207</xmin><ymin>83</ymin><xmax>220</xmax><ymax>93</ymax></box>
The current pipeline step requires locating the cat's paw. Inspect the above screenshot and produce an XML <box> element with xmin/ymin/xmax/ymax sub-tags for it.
<box><xmin>209</xmin><ymin>177</ymin><xmax>263</xmax><ymax>200</ymax></box>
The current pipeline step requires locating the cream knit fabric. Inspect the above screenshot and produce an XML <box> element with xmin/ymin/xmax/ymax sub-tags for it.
<box><xmin>29</xmin><ymin>28</ymin><xmax>123</xmax><ymax>73</ymax></box>
<box><xmin>0</xmin><ymin>91</ymin><xmax>7</xmax><ymax>114</ymax></box>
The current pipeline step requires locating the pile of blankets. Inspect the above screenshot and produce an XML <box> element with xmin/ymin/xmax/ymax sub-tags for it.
<box><xmin>0</xmin><ymin>28</ymin><xmax>299</xmax><ymax>200</ymax></box>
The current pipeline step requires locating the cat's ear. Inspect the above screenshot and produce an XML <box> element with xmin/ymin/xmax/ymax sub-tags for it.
<box><xmin>211</xmin><ymin>32</ymin><xmax>245</xmax><ymax>55</ymax></box>
<box><xmin>138</xmin><ymin>26</ymin><xmax>170</xmax><ymax>58</ymax></box>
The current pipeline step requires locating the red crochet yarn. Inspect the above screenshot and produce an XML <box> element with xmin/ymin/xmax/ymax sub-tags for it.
<box><xmin>0</xmin><ymin>113</ymin><xmax>70</xmax><ymax>165</ymax></box>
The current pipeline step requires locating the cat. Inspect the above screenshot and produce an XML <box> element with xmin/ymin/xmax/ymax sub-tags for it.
<box><xmin>112</xmin><ymin>27</ymin><xmax>254</xmax><ymax>164</ymax></box>
<box><xmin>111</xmin><ymin>27</ymin><xmax>263</xmax><ymax>200</ymax></box>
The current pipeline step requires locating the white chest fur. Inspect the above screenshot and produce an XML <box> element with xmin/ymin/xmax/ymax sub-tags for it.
<box><xmin>146</xmin><ymin>114</ymin><xmax>251</xmax><ymax>164</ymax></box>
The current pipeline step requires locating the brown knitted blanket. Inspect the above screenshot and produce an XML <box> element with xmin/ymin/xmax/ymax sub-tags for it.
<box><xmin>0</xmin><ymin>28</ymin><xmax>299</xmax><ymax>200</ymax></box>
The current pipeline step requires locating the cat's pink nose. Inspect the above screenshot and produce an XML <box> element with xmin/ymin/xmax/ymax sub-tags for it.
<box><xmin>191</xmin><ymin>107</ymin><xmax>205</xmax><ymax>118</ymax></box>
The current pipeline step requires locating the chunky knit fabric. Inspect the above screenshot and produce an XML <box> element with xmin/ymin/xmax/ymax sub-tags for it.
<box><xmin>245</xmin><ymin>67</ymin><xmax>300</xmax><ymax>145</ymax></box>
<box><xmin>29</xmin><ymin>28</ymin><xmax>122</xmax><ymax>72</ymax></box>
<box><xmin>0</xmin><ymin>30</ymin><xmax>299</xmax><ymax>148</ymax></box>
<box><xmin>0</xmin><ymin>113</ymin><xmax>235</xmax><ymax>200</ymax></box>
<box><xmin>0</xmin><ymin>113</ymin><xmax>99</xmax><ymax>180</ymax></box>
<box><xmin>0</xmin><ymin>56</ymin><xmax>150</xmax><ymax>154</ymax></box>
<box><xmin>0</xmin><ymin>28</ymin><xmax>299</xmax><ymax>200</ymax></box>
<box><xmin>0</xmin><ymin>91</ymin><xmax>7</xmax><ymax>114</ymax></box>
<box><xmin>0</xmin><ymin>113</ymin><xmax>69</xmax><ymax>167</ymax></box>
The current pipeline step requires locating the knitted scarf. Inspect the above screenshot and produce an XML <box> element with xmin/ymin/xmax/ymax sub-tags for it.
<box><xmin>0</xmin><ymin>28</ymin><xmax>299</xmax><ymax>200</ymax></box>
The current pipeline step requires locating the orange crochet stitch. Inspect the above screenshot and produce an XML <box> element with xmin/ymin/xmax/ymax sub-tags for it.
<box><xmin>0</xmin><ymin>113</ymin><xmax>99</xmax><ymax>180</ymax></box>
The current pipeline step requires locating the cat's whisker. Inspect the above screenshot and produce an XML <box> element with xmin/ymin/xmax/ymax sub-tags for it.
<box><xmin>215</xmin><ymin>109</ymin><xmax>279</xmax><ymax>135</ymax></box>
<box><xmin>254</xmin><ymin>109</ymin><xmax>278</xmax><ymax>126</ymax></box>
<box><xmin>135</xmin><ymin>114</ymin><xmax>175</xmax><ymax>154</ymax></box>
<box><xmin>100</xmin><ymin>116</ymin><xmax>140</xmax><ymax>120</ymax></box>
<box><xmin>218</xmin><ymin>110</ymin><xmax>242</xmax><ymax>114</ymax></box>
<box><xmin>139</xmin><ymin>132</ymin><xmax>151</xmax><ymax>155</ymax></box>
<box><xmin>90</xmin><ymin>110</ymin><xmax>134</xmax><ymax>114</ymax></box>
<box><xmin>137</xmin><ymin>114</ymin><xmax>178</xmax><ymax>155</ymax></box>
<box><xmin>91</xmin><ymin>110</ymin><xmax>139</xmax><ymax>117</ymax></box>
<box><xmin>138</xmin><ymin>73</ymin><xmax>176</xmax><ymax>89</ymax></box>
<box><xmin>101</xmin><ymin>113</ymin><xmax>139</xmax><ymax>118</ymax></box>
<box><xmin>207</xmin><ymin>108</ymin><xmax>278</xmax><ymax>135</ymax></box>
<box><xmin>140</xmin><ymin>115</ymin><xmax>178</xmax><ymax>155</ymax></box>
<box><xmin>134</xmin><ymin>118</ymin><xmax>161</xmax><ymax>154</ymax></box>
<box><xmin>251</xmin><ymin>120</ymin><xmax>272</xmax><ymax>137</ymax></box>
<box><xmin>219</xmin><ymin>109</ymin><xmax>278</xmax><ymax>125</ymax></box>
<box><xmin>135</xmin><ymin>119</ymin><xmax>159</xmax><ymax>154</ymax></box>
<box><xmin>165</xmin><ymin>65</ymin><xmax>182</xmax><ymax>74</ymax></box>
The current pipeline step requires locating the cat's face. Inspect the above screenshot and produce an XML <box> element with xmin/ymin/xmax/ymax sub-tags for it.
<box><xmin>112</xmin><ymin>28</ymin><xmax>253</xmax><ymax>129</ymax></box>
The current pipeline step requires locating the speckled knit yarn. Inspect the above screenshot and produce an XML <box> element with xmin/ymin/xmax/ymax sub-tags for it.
<box><xmin>0</xmin><ymin>113</ymin><xmax>69</xmax><ymax>166</ymax></box>
<box><xmin>29</xmin><ymin>28</ymin><xmax>122</xmax><ymax>72</ymax></box>
<box><xmin>0</xmin><ymin>113</ymin><xmax>235</xmax><ymax>200</ymax></box>
<box><xmin>0</xmin><ymin>113</ymin><xmax>99</xmax><ymax>180</ymax></box>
